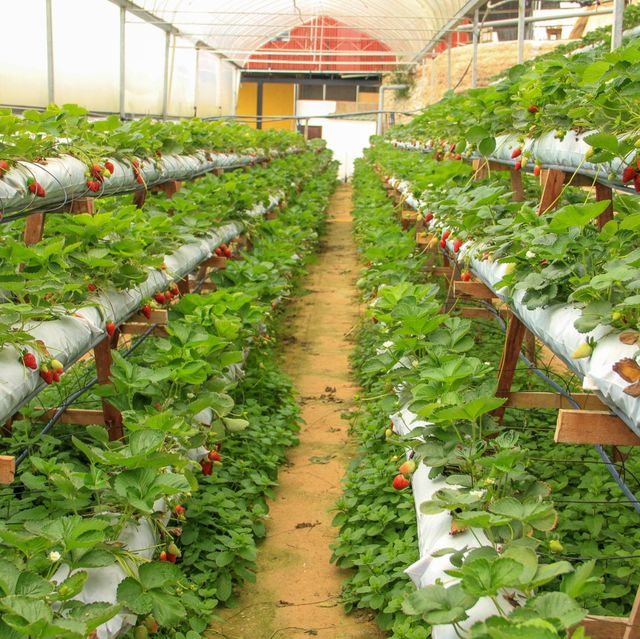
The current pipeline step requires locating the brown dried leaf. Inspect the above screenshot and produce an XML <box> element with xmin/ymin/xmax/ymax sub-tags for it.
<box><xmin>619</xmin><ymin>331</ymin><xmax>640</xmax><ymax>345</ymax></box>
<box><xmin>613</xmin><ymin>358</ymin><xmax>640</xmax><ymax>383</ymax></box>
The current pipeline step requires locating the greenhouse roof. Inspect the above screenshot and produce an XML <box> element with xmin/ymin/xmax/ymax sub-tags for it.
<box><xmin>132</xmin><ymin>0</ymin><xmax>483</xmax><ymax>69</ymax></box>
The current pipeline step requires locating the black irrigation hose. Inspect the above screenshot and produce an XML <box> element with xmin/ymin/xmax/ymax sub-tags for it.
<box><xmin>13</xmin><ymin>324</ymin><xmax>157</xmax><ymax>469</ymax></box>
<box><xmin>474</xmin><ymin>296</ymin><xmax>640</xmax><ymax>514</ymax></box>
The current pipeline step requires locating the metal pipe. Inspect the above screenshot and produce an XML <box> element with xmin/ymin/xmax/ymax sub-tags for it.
<box><xmin>471</xmin><ymin>8</ymin><xmax>479</xmax><ymax>89</ymax></box>
<box><xmin>517</xmin><ymin>0</ymin><xmax>526</xmax><ymax>64</ymax></box>
<box><xmin>377</xmin><ymin>85</ymin><xmax>408</xmax><ymax>136</ymax></box>
<box><xmin>119</xmin><ymin>5</ymin><xmax>126</xmax><ymax>119</ymax></box>
<box><xmin>447</xmin><ymin>32</ymin><xmax>452</xmax><ymax>90</ymax></box>
<box><xmin>45</xmin><ymin>0</ymin><xmax>55</xmax><ymax>104</ymax></box>
<box><xmin>194</xmin><ymin>47</ymin><xmax>200</xmax><ymax>117</ymax></box>
<box><xmin>457</xmin><ymin>7</ymin><xmax>613</xmax><ymax>30</ymax></box>
<box><xmin>162</xmin><ymin>31</ymin><xmax>171</xmax><ymax>120</ymax></box>
<box><xmin>611</xmin><ymin>0</ymin><xmax>625</xmax><ymax>50</ymax></box>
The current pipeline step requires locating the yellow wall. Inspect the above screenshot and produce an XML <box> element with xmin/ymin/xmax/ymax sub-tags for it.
<box><xmin>236</xmin><ymin>82</ymin><xmax>295</xmax><ymax>131</ymax></box>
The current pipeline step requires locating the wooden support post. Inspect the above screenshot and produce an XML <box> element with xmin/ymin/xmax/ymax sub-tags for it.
<box><xmin>595</xmin><ymin>183</ymin><xmax>614</xmax><ymax>229</ymax></box>
<box><xmin>24</xmin><ymin>213</ymin><xmax>46</xmax><ymax>245</ymax></box>
<box><xmin>472</xmin><ymin>159</ymin><xmax>489</xmax><ymax>180</ymax></box>
<box><xmin>506</xmin><ymin>392</ymin><xmax>608</xmax><ymax>411</ymax></box>
<box><xmin>67</xmin><ymin>197</ymin><xmax>95</xmax><ymax>214</ymax></box>
<box><xmin>211</xmin><ymin>167</ymin><xmax>224</xmax><ymax>176</ymax></box>
<box><xmin>493</xmin><ymin>314</ymin><xmax>528</xmax><ymax>421</ymax></box>
<box><xmin>265</xmin><ymin>209</ymin><xmax>278</xmax><ymax>220</ymax></box>
<box><xmin>199</xmin><ymin>281</ymin><xmax>217</xmax><ymax>293</ymax></box>
<box><xmin>524</xmin><ymin>329</ymin><xmax>536</xmax><ymax>366</ymax></box>
<box><xmin>623</xmin><ymin>585</ymin><xmax>640</xmax><ymax>639</ymax></box>
<box><xmin>555</xmin><ymin>410</ymin><xmax>640</xmax><ymax>446</ymax></box>
<box><xmin>150</xmin><ymin>180</ymin><xmax>181</xmax><ymax>198</ymax></box>
<box><xmin>120</xmin><ymin>323</ymin><xmax>168</xmax><ymax>337</ymax></box>
<box><xmin>510</xmin><ymin>169</ymin><xmax>524</xmax><ymax>202</ymax></box>
<box><xmin>176</xmin><ymin>277</ymin><xmax>190</xmax><ymax>296</ymax></box>
<box><xmin>133</xmin><ymin>189</ymin><xmax>147</xmax><ymax>208</ymax></box>
<box><xmin>0</xmin><ymin>456</ymin><xmax>15</xmax><ymax>485</ymax></box>
<box><xmin>538</xmin><ymin>169</ymin><xmax>565</xmax><ymax>214</ymax></box>
<box><xmin>94</xmin><ymin>336</ymin><xmax>124</xmax><ymax>441</ymax></box>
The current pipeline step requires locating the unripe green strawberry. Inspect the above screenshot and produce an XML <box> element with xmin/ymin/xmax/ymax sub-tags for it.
<box><xmin>399</xmin><ymin>460</ymin><xmax>416</xmax><ymax>474</ymax></box>
<box><xmin>549</xmin><ymin>539</ymin><xmax>564</xmax><ymax>553</ymax></box>
<box><xmin>167</xmin><ymin>542</ymin><xmax>181</xmax><ymax>557</ymax></box>
<box><xmin>144</xmin><ymin>616</ymin><xmax>159</xmax><ymax>634</ymax></box>
<box><xmin>133</xmin><ymin>625</ymin><xmax>148</xmax><ymax>639</ymax></box>
<box><xmin>571</xmin><ymin>342</ymin><xmax>593</xmax><ymax>359</ymax></box>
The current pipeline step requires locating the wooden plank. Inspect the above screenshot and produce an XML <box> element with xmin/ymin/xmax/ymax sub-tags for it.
<box><xmin>564</xmin><ymin>172</ymin><xmax>596</xmax><ymax>188</ymax></box>
<box><xmin>120</xmin><ymin>323</ymin><xmax>169</xmax><ymax>337</ymax></box>
<box><xmin>38</xmin><ymin>408</ymin><xmax>106</xmax><ymax>426</ymax></box>
<box><xmin>493</xmin><ymin>314</ymin><xmax>528</xmax><ymax>421</ymax></box>
<box><xmin>424</xmin><ymin>266</ymin><xmax>454</xmax><ymax>278</ymax></box>
<box><xmin>524</xmin><ymin>329</ymin><xmax>536</xmax><ymax>366</ymax></box>
<box><xmin>488</xmin><ymin>160</ymin><xmax>514</xmax><ymax>172</ymax></box>
<box><xmin>539</xmin><ymin>168</ymin><xmax>565</xmax><ymax>214</ymax></box>
<box><xmin>459</xmin><ymin>307</ymin><xmax>496</xmax><ymax>321</ymax></box>
<box><xmin>150</xmin><ymin>180</ymin><xmax>181</xmax><ymax>198</ymax></box>
<box><xmin>454</xmin><ymin>281</ymin><xmax>496</xmax><ymax>300</ymax></box>
<box><xmin>595</xmin><ymin>183</ymin><xmax>614</xmax><ymax>229</ymax></box>
<box><xmin>94</xmin><ymin>337</ymin><xmax>124</xmax><ymax>441</ymax></box>
<box><xmin>202</xmin><ymin>255</ymin><xmax>227</xmax><ymax>269</ymax></box>
<box><xmin>24</xmin><ymin>213</ymin><xmax>46</xmax><ymax>245</ymax></box>
<box><xmin>555</xmin><ymin>410</ymin><xmax>640</xmax><ymax>446</ymax></box>
<box><xmin>0</xmin><ymin>456</ymin><xmax>15</xmax><ymax>485</ymax></box>
<box><xmin>580</xmin><ymin>615</ymin><xmax>627</xmax><ymax>639</ymax></box>
<box><xmin>506</xmin><ymin>392</ymin><xmax>608</xmax><ymax>411</ymax></box>
<box><xmin>134</xmin><ymin>308</ymin><xmax>167</xmax><ymax>324</ymax></box>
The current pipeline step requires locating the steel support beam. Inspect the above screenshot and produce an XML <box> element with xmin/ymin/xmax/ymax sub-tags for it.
<box><xmin>119</xmin><ymin>5</ymin><xmax>126</xmax><ymax>118</ymax></box>
<box><xmin>162</xmin><ymin>31</ymin><xmax>171</xmax><ymax>120</ymax></box>
<box><xmin>46</xmin><ymin>0</ymin><xmax>55</xmax><ymax>104</ymax></box>
<box><xmin>471</xmin><ymin>8</ymin><xmax>480</xmax><ymax>89</ymax></box>
<box><xmin>612</xmin><ymin>0</ymin><xmax>625</xmax><ymax>50</ymax></box>
<box><xmin>517</xmin><ymin>0</ymin><xmax>526</xmax><ymax>64</ymax></box>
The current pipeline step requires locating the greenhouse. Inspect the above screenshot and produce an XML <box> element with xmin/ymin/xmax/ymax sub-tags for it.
<box><xmin>1</xmin><ymin>1</ymin><xmax>640</xmax><ymax>638</ymax></box>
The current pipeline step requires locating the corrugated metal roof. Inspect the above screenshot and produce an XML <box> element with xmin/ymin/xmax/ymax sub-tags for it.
<box><xmin>134</xmin><ymin>0</ymin><xmax>481</xmax><ymax>68</ymax></box>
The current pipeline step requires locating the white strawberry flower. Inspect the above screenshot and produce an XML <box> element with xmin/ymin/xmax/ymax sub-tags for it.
<box><xmin>49</xmin><ymin>551</ymin><xmax>61</xmax><ymax>562</ymax></box>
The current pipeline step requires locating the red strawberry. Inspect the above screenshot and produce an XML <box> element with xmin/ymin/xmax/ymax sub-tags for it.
<box><xmin>623</xmin><ymin>166</ymin><xmax>638</xmax><ymax>184</ymax></box>
<box><xmin>21</xmin><ymin>352</ymin><xmax>38</xmax><ymax>370</ymax></box>
<box><xmin>461</xmin><ymin>271</ymin><xmax>471</xmax><ymax>282</ymax></box>
<box><xmin>141</xmin><ymin>304</ymin><xmax>152</xmax><ymax>320</ymax></box>
<box><xmin>0</xmin><ymin>160</ymin><xmax>9</xmax><ymax>176</ymax></box>
<box><xmin>511</xmin><ymin>147</ymin><xmax>522</xmax><ymax>159</ymax></box>
<box><xmin>170</xmin><ymin>284</ymin><xmax>179</xmax><ymax>295</ymax></box>
<box><xmin>87</xmin><ymin>283</ymin><xmax>97</xmax><ymax>292</ymax></box>
<box><xmin>40</xmin><ymin>366</ymin><xmax>54</xmax><ymax>385</ymax></box>
<box><xmin>634</xmin><ymin>175</ymin><xmax>640</xmax><ymax>193</ymax></box>
<box><xmin>154</xmin><ymin>292</ymin><xmax>166</xmax><ymax>305</ymax></box>
<box><xmin>135</xmin><ymin>174</ymin><xmax>144</xmax><ymax>185</ymax></box>
<box><xmin>52</xmin><ymin>371</ymin><xmax>62</xmax><ymax>383</ymax></box>
<box><xmin>174</xmin><ymin>505</ymin><xmax>186</xmax><ymax>516</ymax></box>
<box><xmin>453</xmin><ymin>238</ymin><xmax>463</xmax><ymax>253</ymax></box>
<box><xmin>392</xmin><ymin>474</ymin><xmax>411</xmax><ymax>490</ymax></box>
<box><xmin>106</xmin><ymin>321</ymin><xmax>116</xmax><ymax>337</ymax></box>
<box><xmin>214</xmin><ymin>247</ymin><xmax>223</xmax><ymax>257</ymax></box>
<box><xmin>28</xmin><ymin>179</ymin><xmax>46</xmax><ymax>197</ymax></box>
<box><xmin>223</xmin><ymin>247</ymin><xmax>232</xmax><ymax>258</ymax></box>
<box><xmin>200</xmin><ymin>460</ymin><xmax>213</xmax><ymax>475</ymax></box>
<box><xmin>533</xmin><ymin>164</ymin><xmax>541</xmax><ymax>177</ymax></box>
<box><xmin>159</xmin><ymin>551</ymin><xmax>169</xmax><ymax>562</ymax></box>
<box><xmin>90</xmin><ymin>163</ymin><xmax>103</xmax><ymax>179</ymax></box>
<box><xmin>442</xmin><ymin>229</ymin><xmax>451</xmax><ymax>240</ymax></box>
<box><xmin>528</xmin><ymin>105</ymin><xmax>539</xmax><ymax>113</ymax></box>
<box><xmin>514</xmin><ymin>160</ymin><xmax>522</xmax><ymax>171</ymax></box>
<box><xmin>104</xmin><ymin>161</ymin><xmax>115</xmax><ymax>175</ymax></box>
<box><xmin>455</xmin><ymin>153</ymin><xmax>462</xmax><ymax>160</ymax></box>
<box><xmin>208</xmin><ymin>450</ymin><xmax>221</xmax><ymax>462</ymax></box>
<box><xmin>166</xmin><ymin>552</ymin><xmax>177</xmax><ymax>563</ymax></box>
<box><xmin>50</xmin><ymin>359</ymin><xmax>63</xmax><ymax>373</ymax></box>
<box><xmin>86</xmin><ymin>180</ymin><xmax>101</xmax><ymax>192</ymax></box>
<box><xmin>132</xmin><ymin>159</ymin><xmax>140</xmax><ymax>168</ymax></box>
<box><xmin>424</xmin><ymin>212</ymin><xmax>434</xmax><ymax>223</ymax></box>
<box><xmin>439</xmin><ymin>238</ymin><xmax>446</xmax><ymax>249</ymax></box>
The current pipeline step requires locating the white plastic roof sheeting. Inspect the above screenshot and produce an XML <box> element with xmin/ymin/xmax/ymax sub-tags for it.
<box><xmin>134</xmin><ymin>0</ymin><xmax>476</xmax><ymax>66</ymax></box>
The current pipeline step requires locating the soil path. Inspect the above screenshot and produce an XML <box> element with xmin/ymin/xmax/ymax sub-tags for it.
<box><xmin>209</xmin><ymin>184</ymin><xmax>386</xmax><ymax>639</ymax></box>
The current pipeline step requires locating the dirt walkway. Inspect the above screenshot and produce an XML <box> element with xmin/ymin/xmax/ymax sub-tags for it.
<box><xmin>209</xmin><ymin>184</ymin><xmax>386</xmax><ymax>639</ymax></box>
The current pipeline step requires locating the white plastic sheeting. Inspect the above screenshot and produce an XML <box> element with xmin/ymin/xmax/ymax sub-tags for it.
<box><xmin>391</xmin><ymin>135</ymin><xmax>637</xmax><ymax>194</ymax></box>
<box><xmin>0</xmin><ymin>194</ymin><xmax>280</xmax><ymax>425</ymax></box>
<box><xmin>0</xmin><ymin>151</ymin><xmax>263</xmax><ymax>216</ymax></box>
<box><xmin>391</xmin><ymin>408</ymin><xmax>517</xmax><ymax>638</ymax></box>
<box><xmin>387</xmin><ymin>175</ymin><xmax>640</xmax><ymax>436</ymax></box>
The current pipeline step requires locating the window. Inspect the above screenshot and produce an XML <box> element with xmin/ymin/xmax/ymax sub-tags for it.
<box><xmin>299</xmin><ymin>84</ymin><xmax>324</xmax><ymax>100</ymax></box>
<box><xmin>325</xmin><ymin>84</ymin><xmax>357</xmax><ymax>101</ymax></box>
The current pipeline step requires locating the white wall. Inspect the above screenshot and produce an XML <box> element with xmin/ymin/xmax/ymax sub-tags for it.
<box><xmin>297</xmin><ymin>100</ymin><xmax>375</xmax><ymax>179</ymax></box>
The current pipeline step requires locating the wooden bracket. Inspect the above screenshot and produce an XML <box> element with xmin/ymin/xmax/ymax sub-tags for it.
<box><xmin>0</xmin><ymin>456</ymin><xmax>15</xmax><ymax>485</ymax></box>
<box><xmin>538</xmin><ymin>168</ymin><xmax>566</xmax><ymax>214</ymax></box>
<box><xmin>424</xmin><ymin>266</ymin><xmax>454</xmax><ymax>278</ymax></box>
<box><xmin>595</xmin><ymin>182</ymin><xmax>614</xmax><ymax>228</ymax></box>
<box><xmin>578</xmin><ymin>584</ymin><xmax>640</xmax><ymax>638</ymax></box>
<box><xmin>203</xmin><ymin>255</ymin><xmax>227</xmax><ymax>270</ymax></box>
<box><xmin>176</xmin><ymin>277</ymin><xmax>190</xmax><ymax>296</ymax></box>
<box><xmin>454</xmin><ymin>281</ymin><xmax>497</xmax><ymax>300</ymax></box>
<box><xmin>120</xmin><ymin>323</ymin><xmax>168</xmax><ymax>337</ymax></box>
<box><xmin>505</xmin><ymin>392</ymin><xmax>607</xmax><ymax>411</ymax></box>
<box><xmin>211</xmin><ymin>167</ymin><xmax>224</xmax><ymax>176</ymax></box>
<box><xmin>94</xmin><ymin>336</ymin><xmax>124</xmax><ymax>441</ymax></box>
<box><xmin>401</xmin><ymin>210</ymin><xmax>418</xmax><ymax>231</ymax></box>
<box><xmin>555</xmin><ymin>410</ymin><xmax>640</xmax><ymax>446</ymax></box>
<box><xmin>134</xmin><ymin>308</ymin><xmax>167</xmax><ymax>324</ymax></box>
